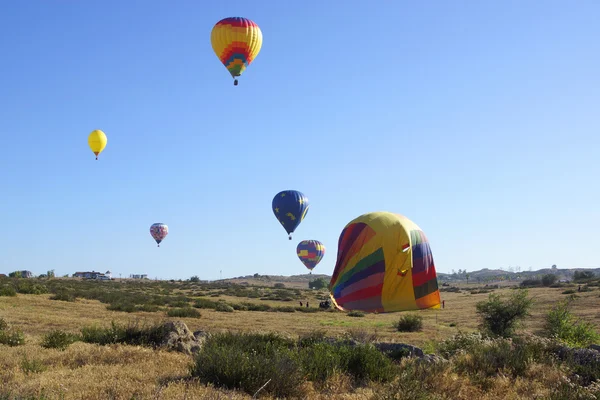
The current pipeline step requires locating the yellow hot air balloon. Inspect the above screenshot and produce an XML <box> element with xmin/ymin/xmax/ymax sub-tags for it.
<box><xmin>211</xmin><ymin>17</ymin><xmax>263</xmax><ymax>86</ymax></box>
<box><xmin>88</xmin><ymin>129</ymin><xmax>107</xmax><ymax>160</ymax></box>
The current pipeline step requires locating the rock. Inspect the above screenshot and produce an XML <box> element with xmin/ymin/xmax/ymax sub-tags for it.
<box><xmin>159</xmin><ymin>321</ymin><xmax>203</xmax><ymax>355</ymax></box>
<box><xmin>374</xmin><ymin>342</ymin><xmax>424</xmax><ymax>358</ymax></box>
<box><xmin>555</xmin><ymin>345</ymin><xmax>600</xmax><ymax>369</ymax></box>
<box><xmin>421</xmin><ymin>354</ymin><xmax>447</xmax><ymax>364</ymax></box>
<box><xmin>588</xmin><ymin>344</ymin><xmax>600</xmax><ymax>352</ymax></box>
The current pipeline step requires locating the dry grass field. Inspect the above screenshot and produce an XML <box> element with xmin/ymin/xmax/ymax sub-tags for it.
<box><xmin>2</xmin><ymin>277</ymin><xmax>600</xmax><ymax>399</ymax></box>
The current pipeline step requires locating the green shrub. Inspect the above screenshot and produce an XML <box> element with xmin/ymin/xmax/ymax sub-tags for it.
<box><xmin>106</xmin><ymin>302</ymin><xmax>136</xmax><ymax>313</ymax></box>
<box><xmin>275</xmin><ymin>306</ymin><xmax>296</xmax><ymax>313</ymax></box>
<box><xmin>41</xmin><ymin>330</ymin><xmax>80</xmax><ymax>350</ymax></box>
<box><xmin>167</xmin><ymin>307</ymin><xmax>201</xmax><ymax>318</ymax></box>
<box><xmin>80</xmin><ymin>321</ymin><xmax>167</xmax><ymax>347</ymax></box>
<box><xmin>191</xmin><ymin>332</ymin><xmax>302</xmax><ymax>398</ymax></box>
<box><xmin>193</xmin><ymin>298</ymin><xmax>219</xmax><ymax>309</ymax></box>
<box><xmin>50</xmin><ymin>289</ymin><xmax>77</xmax><ymax>302</ymax></box>
<box><xmin>395</xmin><ymin>314</ymin><xmax>423</xmax><ymax>332</ymax></box>
<box><xmin>562</xmin><ymin>289</ymin><xmax>576</xmax><ymax>295</ymax></box>
<box><xmin>545</xmin><ymin>298</ymin><xmax>600</xmax><ymax>347</ymax></box>
<box><xmin>292</xmin><ymin>306</ymin><xmax>315</xmax><ymax>313</ymax></box>
<box><xmin>274</xmin><ymin>283</ymin><xmax>285</xmax><ymax>288</ymax></box>
<box><xmin>215</xmin><ymin>302</ymin><xmax>234</xmax><ymax>313</ymax></box>
<box><xmin>169</xmin><ymin>300</ymin><xmax>189</xmax><ymax>308</ymax></box>
<box><xmin>475</xmin><ymin>289</ymin><xmax>533</xmax><ymax>337</ymax></box>
<box><xmin>0</xmin><ymin>285</ymin><xmax>17</xmax><ymax>297</ymax></box>
<box><xmin>0</xmin><ymin>318</ymin><xmax>8</xmax><ymax>331</ymax></box>
<box><xmin>542</xmin><ymin>274</ymin><xmax>558</xmax><ymax>286</ymax></box>
<box><xmin>348</xmin><ymin>310</ymin><xmax>365</xmax><ymax>318</ymax></box>
<box><xmin>15</xmin><ymin>281</ymin><xmax>48</xmax><ymax>295</ymax></box>
<box><xmin>0</xmin><ymin>328</ymin><xmax>25</xmax><ymax>346</ymax></box>
<box><xmin>190</xmin><ymin>331</ymin><xmax>395</xmax><ymax>397</ymax></box>
<box><xmin>240</xmin><ymin>302</ymin><xmax>271</xmax><ymax>312</ymax></box>
<box><xmin>453</xmin><ymin>336</ymin><xmax>553</xmax><ymax>385</ymax></box>
<box><xmin>20</xmin><ymin>356</ymin><xmax>47</xmax><ymax>374</ymax></box>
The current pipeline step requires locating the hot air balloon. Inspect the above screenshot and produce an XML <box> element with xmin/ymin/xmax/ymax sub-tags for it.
<box><xmin>211</xmin><ymin>17</ymin><xmax>263</xmax><ymax>86</ymax></box>
<box><xmin>88</xmin><ymin>129</ymin><xmax>107</xmax><ymax>160</ymax></box>
<box><xmin>297</xmin><ymin>240</ymin><xmax>325</xmax><ymax>274</ymax></box>
<box><xmin>150</xmin><ymin>223</ymin><xmax>169</xmax><ymax>247</ymax></box>
<box><xmin>272</xmin><ymin>190</ymin><xmax>309</xmax><ymax>240</ymax></box>
<box><xmin>328</xmin><ymin>211</ymin><xmax>441</xmax><ymax>313</ymax></box>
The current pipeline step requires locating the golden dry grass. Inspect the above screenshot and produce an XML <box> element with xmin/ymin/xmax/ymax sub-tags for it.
<box><xmin>1</xmin><ymin>283</ymin><xmax>600</xmax><ymax>399</ymax></box>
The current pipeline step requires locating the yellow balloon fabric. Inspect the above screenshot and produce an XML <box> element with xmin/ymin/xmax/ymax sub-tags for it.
<box><xmin>88</xmin><ymin>130</ymin><xmax>107</xmax><ymax>159</ymax></box>
<box><xmin>211</xmin><ymin>17</ymin><xmax>262</xmax><ymax>79</ymax></box>
<box><xmin>329</xmin><ymin>211</ymin><xmax>441</xmax><ymax>313</ymax></box>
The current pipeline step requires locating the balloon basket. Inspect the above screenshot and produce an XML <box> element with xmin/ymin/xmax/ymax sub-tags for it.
<box><xmin>234</xmin><ymin>79</ymin><xmax>238</xmax><ymax>86</ymax></box>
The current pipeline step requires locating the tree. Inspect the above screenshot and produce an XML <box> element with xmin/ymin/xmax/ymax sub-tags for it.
<box><xmin>190</xmin><ymin>275</ymin><xmax>200</xmax><ymax>282</ymax></box>
<box><xmin>574</xmin><ymin>270</ymin><xmax>595</xmax><ymax>281</ymax></box>
<box><xmin>475</xmin><ymin>289</ymin><xmax>534</xmax><ymax>337</ymax></box>
<box><xmin>309</xmin><ymin>278</ymin><xmax>328</xmax><ymax>290</ymax></box>
<box><xmin>465</xmin><ymin>273</ymin><xmax>470</xmax><ymax>285</ymax></box>
<box><xmin>47</xmin><ymin>270</ymin><xmax>55</xmax><ymax>278</ymax></box>
<box><xmin>542</xmin><ymin>274</ymin><xmax>558</xmax><ymax>286</ymax></box>
<box><xmin>9</xmin><ymin>271</ymin><xmax>22</xmax><ymax>278</ymax></box>
<box><xmin>552</xmin><ymin>264</ymin><xmax>557</xmax><ymax>271</ymax></box>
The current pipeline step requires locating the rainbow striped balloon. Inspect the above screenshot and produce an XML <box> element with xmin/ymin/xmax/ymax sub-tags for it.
<box><xmin>210</xmin><ymin>17</ymin><xmax>263</xmax><ymax>84</ymax></box>
<box><xmin>329</xmin><ymin>212</ymin><xmax>441</xmax><ymax>313</ymax></box>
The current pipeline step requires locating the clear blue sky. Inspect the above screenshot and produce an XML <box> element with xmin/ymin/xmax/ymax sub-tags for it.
<box><xmin>1</xmin><ymin>1</ymin><xmax>598</xmax><ymax>280</ymax></box>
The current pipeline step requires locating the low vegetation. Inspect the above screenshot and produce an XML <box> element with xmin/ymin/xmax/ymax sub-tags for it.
<box><xmin>2</xmin><ymin>276</ymin><xmax>600</xmax><ymax>398</ymax></box>
<box><xmin>395</xmin><ymin>314</ymin><xmax>424</xmax><ymax>332</ymax></box>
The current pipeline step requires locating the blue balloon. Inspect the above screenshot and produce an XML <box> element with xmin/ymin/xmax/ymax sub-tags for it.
<box><xmin>272</xmin><ymin>190</ymin><xmax>309</xmax><ymax>240</ymax></box>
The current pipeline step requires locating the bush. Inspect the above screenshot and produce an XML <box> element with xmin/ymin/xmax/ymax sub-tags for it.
<box><xmin>0</xmin><ymin>328</ymin><xmax>25</xmax><ymax>346</ymax></box>
<box><xmin>215</xmin><ymin>302</ymin><xmax>234</xmax><ymax>313</ymax></box>
<box><xmin>50</xmin><ymin>289</ymin><xmax>77</xmax><ymax>302</ymax></box>
<box><xmin>41</xmin><ymin>330</ymin><xmax>80</xmax><ymax>350</ymax></box>
<box><xmin>80</xmin><ymin>321</ymin><xmax>167</xmax><ymax>347</ymax></box>
<box><xmin>395</xmin><ymin>314</ymin><xmax>423</xmax><ymax>332</ymax></box>
<box><xmin>348</xmin><ymin>310</ymin><xmax>365</xmax><ymax>317</ymax></box>
<box><xmin>0</xmin><ymin>285</ymin><xmax>17</xmax><ymax>296</ymax></box>
<box><xmin>542</xmin><ymin>274</ymin><xmax>558</xmax><ymax>286</ymax></box>
<box><xmin>191</xmin><ymin>332</ymin><xmax>303</xmax><ymax>398</ymax></box>
<box><xmin>562</xmin><ymin>289</ymin><xmax>576</xmax><ymax>295</ymax></box>
<box><xmin>275</xmin><ymin>306</ymin><xmax>296</xmax><ymax>313</ymax></box>
<box><xmin>520</xmin><ymin>279</ymin><xmax>542</xmax><ymax>287</ymax></box>
<box><xmin>273</xmin><ymin>283</ymin><xmax>285</xmax><ymax>288</ymax></box>
<box><xmin>190</xmin><ymin>331</ymin><xmax>396</xmax><ymax>398</ymax></box>
<box><xmin>544</xmin><ymin>297</ymin><xmax>600</xmax><ymax>347</ymax></box>
<box><xmin>167</xmin><ymin>307</ymin><xmax>201</xmax><ymax>318</ymax></box>
<box><xmin>193</xmin><ymin>298</ymin><xmax>219</xmax><ymax>309</ymax></box>
<box><xmin>475</xmin><ymin>289</ymin><xmax>533</xmax><ymax>337</ymax></box>
<box><xmin>453</xmin><ymin>336</ymin><xmax>552</xmax><ymax>383</ymax></box>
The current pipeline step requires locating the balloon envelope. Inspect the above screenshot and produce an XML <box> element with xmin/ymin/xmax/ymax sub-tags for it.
<box><xmin>272</xmin><ymin>190</ymin><xmax>309</xmax><ymax>238</ymax></box>
<box><xmin>150</xmin><ymin>223</ymin><xmax>169</xmax><ymax>246</ymax></box>
<box><xmin>329</xmin><ymin>211</ymin><xmax>441</xmax><ymax>313</ymax></box>
<box><xmin>88</xmin><ymin>130</ymin><xmax>107</xmax><ymax>159</ymax></box>
<box><xmin>297</xmin><ymin>240</ymin><xmax>325</xmax><ymax>271</ymax></box>
<box><xmin>211</xmin><ymin>17</ymin><xmax>262</xmax><ymax>80</ymax></box>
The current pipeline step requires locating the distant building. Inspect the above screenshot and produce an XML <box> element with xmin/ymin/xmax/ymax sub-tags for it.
<box><xmin>0</xmin><ymin>274</ymin><xmax>6</xmax><ymax>278</ymax></box>
<box><xmin>105</xmin><ymin>271</ymin><xmax>112</xmax><ymax>279</ymax></box>
<box><xmin>73</xmin><ymin>271</ymin><xmax>111</xmax><ymax>280</ymax></box>
<box><xmin>12</xmin><ymin>270</ymin><xmax>33</xmax><ymax>278</ymax></box>
<box><xmin>130</xmin><ymin>274</ymin><xmax>148</xmax><ymax>279</ymax></box>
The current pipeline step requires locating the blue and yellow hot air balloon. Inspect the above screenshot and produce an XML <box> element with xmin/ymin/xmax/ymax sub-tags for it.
<box><xmin>329</xmin><ymin>211</ymin><xmax>441</xmax><ymax>313</ymax></box>
<box><xmin>211</xmin><ymin>17</ymin><xmax>263</xmax><ymax>86</ymax></box>
<box><xmin>272</xmin><ymin>190</ymin><xmax>309</xmax><ymax>240</ymax></box>
<box><xmin>297</xmin><ymin>240</ymin><xmax>325</xmax><ymax>274</ymax></box>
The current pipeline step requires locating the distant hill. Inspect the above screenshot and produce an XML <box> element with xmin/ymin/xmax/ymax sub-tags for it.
<box><xmin>221</xmin><ymin>266</ymin><xmax>600</xmax><ymax>287</ymax></box>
